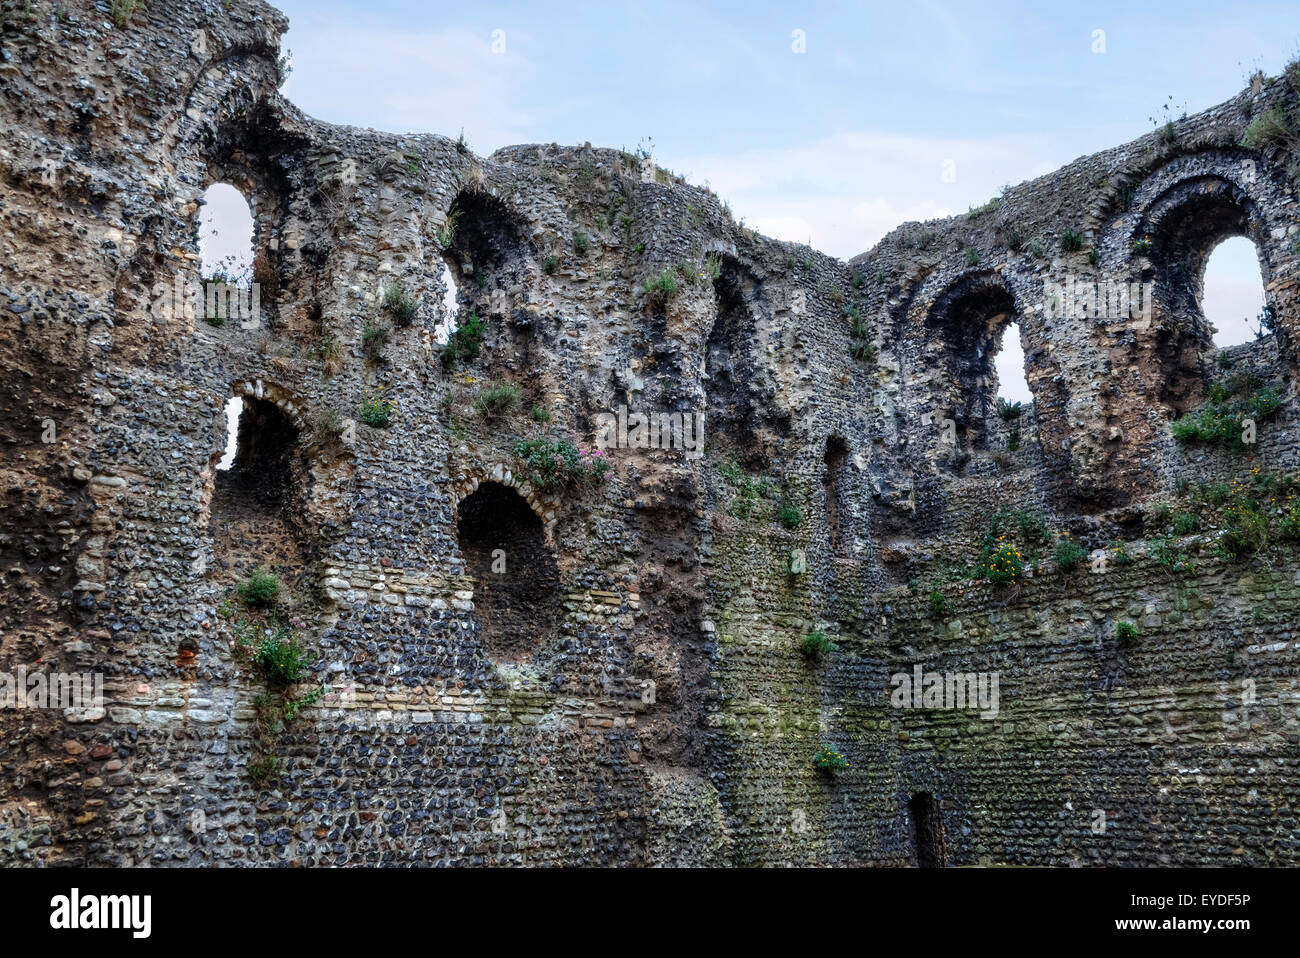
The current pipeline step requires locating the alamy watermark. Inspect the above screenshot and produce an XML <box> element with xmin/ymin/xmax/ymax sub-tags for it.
<box><xmin>1043</xmin><ymin>272</ymin><xmax>1153</xmax><ymax>322</ymax></box>
<box><xmin>595</xmin><ymin>405</ymin><xmax>705</xmax><ymax>459</ymax></box>
<box><xmin>50</xmin><ymin>889</ymin><xmax>151</xmax><ymax>939</ymax></box>
<box><xmin>889</xmin><ymin>664</ymin><xmax>1000</xmax><ymax>719</ymax></box>
<box><xmin>148</xmin><ymin>274</ymin><xmax>262</xmax><ymax>328</ymax></box>
<box><xmin>0</xmin><ymin>667</ymin><xmax>104</xmax><ymax>711</ymax></box>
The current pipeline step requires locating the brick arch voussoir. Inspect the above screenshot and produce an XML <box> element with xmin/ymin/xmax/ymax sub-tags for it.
<box><xmin>452</xmin><ymin>467</ymin><xmax>558</xmax><ymax>542</ymax></box>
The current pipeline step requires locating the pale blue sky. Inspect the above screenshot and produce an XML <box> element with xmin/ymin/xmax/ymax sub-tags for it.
<box><xmin>201</xmin><ymin>1</ymin><xmax>1297</xmax><ymax>401</ymax></box>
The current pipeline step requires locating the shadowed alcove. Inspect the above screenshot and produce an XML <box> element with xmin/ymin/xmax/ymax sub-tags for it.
<box><xmin>456</xmin><ymin>481</ymin><xmax>561</xmax><ymax>662</ymax></box>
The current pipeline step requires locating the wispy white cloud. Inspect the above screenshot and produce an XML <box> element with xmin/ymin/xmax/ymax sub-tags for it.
<box><xmin>677</xmin><ymin>130</ymin><xmax>1067</xmax><ymax>260</ymax></box>
<box><xmin>281</xmin><ymin>23</ymin><xmax>537</xmax><ymax>152</ymax></box>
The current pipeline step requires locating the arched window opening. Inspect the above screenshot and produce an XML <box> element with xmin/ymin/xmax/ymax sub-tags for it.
<box><xmin>908</xmin><ymin>792</ymin><xmax>946</xmax><ymax>868</ymax></box>
<box><xmin>437</xmin><ymin>190</ymin><xmax>532</xmax><ymax>363</ymax></box>
<box><xmin>925</xmin><ymin>277</ymin><xmax>1032</xmax><ymax>468</ymax></box>
<box><xmin>705</xmin><ymin>257</ymin><xmax>779</xmax><ymax>470</ymax></box>
<box><xmin>457</xmin><ymin>482</ymin><xmax>560</xmax><ymax>662</ymax></box>
<box><xmin>211</xmin><ymin>396</ymin><xmax>306</xmax><ymax>579</ymax></box>
<box><xmin>1202</xmin><ymin>236</ymin><xmax>1267</xmax><ymax>349</ymax></box>
<box><xmin>1141</xmin><ymin>176</ymin><xmax>1266</xmax><ymax>412</ymax></box>
<box><xmin>994</xmin><ymin>323</ymin><xmax>1031</xmax><ymax>405</ymax></box>
<box><xmin>824</xmin><ymin>436</ymin><xmax>852</xmax><ymax>557</ymax></box>
<box><xmin>198</xmin><ymin>183</ymin><xmax>254</xmax><ymax>284</ymax></box>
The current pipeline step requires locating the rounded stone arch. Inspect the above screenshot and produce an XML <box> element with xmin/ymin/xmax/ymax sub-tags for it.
<box><xmin>703</xmin><ymin>253</ymin><xmax>784</xmax><ymax>469</ymax></box>
<box><xmin>1116</xmin><ymin>149</ymin><xmax>1299</xmax><ymax>406</ymax></box>
<box><xmin>205</xmin><ymin>378</ymin><xmax>319</xmax><ymax>511</ymax></box>
<box><xmin>1135</xmin><ymin>172</ymin><xmax>1275</xmax><ymax>323</ymax></box>
<box><xmin>1122</xmin><ymin>150</ymin><xmax>1290</xmax><ymax>262</ymax></box>
<box><xmin>228</xmin><ymin>378</ymin><xmax>308</xmax><ymax>431</ymax></box>
<box><xmin>916</xmin><ymin>271</ymin><xmax>1045</xmax><ymax>466</ymax></box>
<box><xmin>172</xmin><ymin>41</ymin><xmax>318</xmax><ymax>338</ymax></box>
<box><xmin>204</xmin><ymin>378</ymin><xmax>314</xmax><ymax>588</ymax></box>
<box><xmin>450</xmin><ymin>464</ymin><xmax>557</xmax><ymax>542</ymax></box>
<box><xmin>437</xmin><ymin>185</ymin><xmax>538</xmax><ymax>368</ymax></box>
<box><xmin>442</xmin><ymin>186</ymin><xmax>535</xmax><ymax>275</ymax></box>
<box><xmin>108</xmin><ymin>49</ymin><xmax>285</xmax><ymax>349</ymax></box>
<box><xmin>199</xmin><ymin>109</ymin><xmax>304</xmax><ymax>309</ymax></box>
<box><xmin>452</xmin><ymin>477</ymin><xmax>563</xmax><ymax>663</ymax></box>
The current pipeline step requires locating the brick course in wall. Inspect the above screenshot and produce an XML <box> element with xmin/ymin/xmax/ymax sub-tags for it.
<box><xmin>1</xmin><ymin>0</ymin><xmax>1298</xmax><ymax>866</ymax></box>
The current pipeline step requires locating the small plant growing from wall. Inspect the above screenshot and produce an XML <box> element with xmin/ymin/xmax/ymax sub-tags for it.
<box><xmin>310</xmin><ymin>335</ymin><xmax>342</xmax><ymax>377</ymax></box>
<box><xmin>1004</xmin><ymin>425</ymin><xmax>1022</xmax><ymax>453</ymax></box>
<box><xmin>220</xmin><ymin>595</ymin><xmax>326</xmax><ymax>786</ymax></box>
<box><xmin>1150</xmin><ymin>536</ymin><xmax>1195</xmax><ymax>576</ymax></box>
<box><xmin>242</xmin><ymin>623</ymin><xmax>315</xmax><ymax>686</ymax></box>
<box><xmin>799</xmin><ymin>630</ymin><xmax>837</xmax><ymax>661</ymax></box>
<box><xmin>1014</xmin><ymin>510</ymin><xmax>1050</xmax><ymax>543</ymax></box>
<box><xmin>110</xmin><ymin>0</ymin><xmax>144</xmax><ymax>28</ymax></box>
<box><xmin>357</xmin><ymin>390</ymin><xmax>397</xmax><ymax>428</ymax></box>
<box><xmin>777</xmin><ymin>504</ymin><xmax>802</xmax><ymax>529</ymax></box>
<box><xmin>643</xmin><ymin>269</ymin><xmax>680</xmax><ymax>308</ymax></box>
<box><xmin>1132</xmin><ymin>235</ymin><xmax>1153</xmax><ymax>255</ymax></box>
<box><xmin>382</xmin><ymin>282</ymin><xmax>418</xmax><ymax>324</ymax></box>
<box><xmin>436</xmin><ymin>209</ymin><xmax>462</xmax><ymax>249</ymax></box>
<box><xmin>440</xmin><ymin>311</ymin><xmax>485</xmax><ymax>368</ymax></box>
<box><xmin>1253</xmin><ymin>304</ymin><xmax>1279</xmax><ymax>341</ymax></box>
<box><xmin>1280</xmin><ymin>504</ymin><xmax>1300</xmax><ymax>540</ymax></box>
<box><xmin>982</xmin><ymin>538</ymin><xmax>1024</xmax><ymax>585</ymax></box>
<box><xmin>514</xmin><ymin>437</ymin><xmax>609</xmax><ymax>490</ymax></box>
<box><xmin>473</xmin><ymin>381</ymin><xmax>521</xmax><ymax>420</ymax></box>
<box><xmin>1107</xmin><ymin>539</ymin><xmax>1135</xmax><ymax>565</ymax></box>
<box><xmin>237</xmin><ymin>567</ymin><xmax>281</xmax><ymax>606</ymax></box>
<box><xmin>996</xmin><ymin>399</ymin><xmax>1022</xmax><ymax>420</ymax></box>
<box><xmin>812</xmin><ymin>745</ymin><xmax>849</xmax><ymax>773</ymax></box>
<box><xmin>847</xmin><ymin>307</ymin><xmax>876</xmax><ymax>361</ymax></box>
<box><xmin>275</xmin><ymin>50</ymin><xmax>293</xmax><ymax>88</ymax></box>
<box><xmin>849</xmin><ymin>337</ymin><xmax>877</xmax><ymax>361</ymax></box>
<box><xmin>235</xmin><ymin>617</ymin><xmax>325</xmax><ymax>785</ymax></box>
<box><xmin>1190</xmin><ymin>472</ymin><xmax>1300</xmax><ymax>563</ymax></box>
<box><xmin>1242</xmin><ymin>105</ymin><xmax>1300</xmax><ymax>153</ymax></box>
<box><xmin>1060</xmin><ymin>229</ymin><xmax>1084</xmax><ymax>252</ymax></box>
<box><xmin>1216</xmin><ymin>505</ymin><xmax>1269</xmax><ymax>562</ymax></box>
<box><xmin>929</xmin><ymin>590</ymin><xmax>949</xmax><ymax>616</ymax></box>
<box><xmin>251</xmin><ymin>250</ymin><xmax>279</xmax><ymax>298</ymax></box>
<box><xmin>247</xmin><ymin>756</ymin><xmax>283</xmax><ymax>784</ymax></box>
<box><xmin>1116</xmin><ymin>620</ymin><xmax>1139</xmax><ymax>646</ymax></box>
<box><xmin>997</xmin><ymin>400</ymin><xmax>1024</xmax><ymax>450</ymax></box>
<box><xmin>1053</xmin><ymin>536</ymin><xmax>1087</xmax><ymax>572</ymax></box>
<box><xmin>572</xmin><ymin>231</ymin><xmax>589</xmax><ymax>256</ymax></box>
<box><xmin>543</xmin><ymin>255</ymin><xmax>558</xmax><ymax>274</ymax></box>
<box><xmin>531</xmin><ymin>405</ymin><xmax>552</xmax><ymax>424</ymax></box>
<box><xmin>305</xmin><ymin>407</ymin><xmax>348</xmax><ymax>458</ymax></box>
<box><xmin>718</xmin><ymin>461</ymin><xmax>772</xmax><ymax>520</ymax></box>
<box><xmin>361</xmin><ymin>323</ymin><xmax>389</xmax><ymax>362</ymax></box>
<box><xmin>1170</xmin><ymin>375</ymin><xmax>1281</xmax><ymax>452</ymax></box>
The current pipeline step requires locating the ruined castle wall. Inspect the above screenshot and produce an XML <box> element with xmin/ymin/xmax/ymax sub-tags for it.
<box><xmin>1</xmin><ymin>0</ymin><xmax>1298</xmax><ymax>866</ymax></box>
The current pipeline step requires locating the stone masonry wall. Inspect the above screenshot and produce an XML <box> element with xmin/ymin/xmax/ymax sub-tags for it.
<box><xmin>1</xmin><ymin>0</ymin><xmax>1298</xmax><ymax>865</ymax></box>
